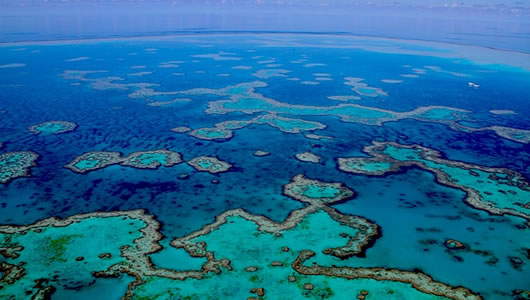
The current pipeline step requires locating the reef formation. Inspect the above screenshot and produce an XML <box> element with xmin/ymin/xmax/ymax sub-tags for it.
<box><xmin>65</xmin><ymin>150</ymin><xmax>182</xmax><ymax>173</ymax></box>
<box><xmin>187</xmin><ymin>113</ymin><xmax>326</xmax><ymax>141</ymax></box>
<box><xmin>0</xmin><ymin>151</ymin><xmax>39</xmax><ymax>184</ymax></box>
<box><xmin>294</xmin><ymin>151</ymin><xmax>321</xmax><ymax>163</ymax></box>
<box><xmin>187</xmin><ymin>156</ymin><xmax>232</xmax><ymax>174</ymax></box>
<box><xmin>170</xmin><ymin>126</ymin><xmax>191</xmax><ymax>133</ymax></box>
<box><xmin>191</xmin><ymin>81</ymin><xmax>529</xmax><ymax>144</ymax></box>
<box><xmin>61</xmin><ymin>70</ymin><xmax>530</xmax><ymax>144</ymax></box>
<box><xmin>344</xmin><ymin>77</ymin><xmax>388</xmax><ymax>98</ymax></box>
<box><xmin>0</xmin><ymin>210</ymin><xmax>160</xmax><ymax>299</ymax></box>
<box><xmin>253</xmin><ymin>150</ymin><xmax>271</xmax><ymax>157</ymax></box>
<box><xmin>0</xmin><ymin>175</ymin><xmax>482</xmax><ymax>300</ymax></box>
<box><xmin>28</xmin><ymin>121</ymin><xmax>77</xmax><ymax>135</ymax></box>
<box><xmin>337</xmin><ymin>141</ymin><xmax>530</xmax><ymax>221</ymax></box>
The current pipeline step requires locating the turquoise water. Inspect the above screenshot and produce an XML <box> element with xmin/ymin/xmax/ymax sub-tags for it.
<box><xmin>0</xmin><ymin>34</ymin><xmax>528</xmax><ymax>299</ymax></box>
<box><xmin>0</xmin><ymin>215</ymin><xmax>144</xmax><ymax>298</ymax></box>
<box><xmin>33</xmin><ymin>123</ymin><xmax>66</xmax><ymax>133</ymax></box>
<box><xmin>302</xmin><ymin>185</ymin><xmax>341</xmax><ymax>199</ymax></box>
<box><xmin>132</xmin><ymin>153</ymin><xmax>166</xmax><ymax>165</ymax></box>
<box><xmin>74</xmin><ymin>159</ymin><xmax>99</xmax><ymax>170</ymax></box>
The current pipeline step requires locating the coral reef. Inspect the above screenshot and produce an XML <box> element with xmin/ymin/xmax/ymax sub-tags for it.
<box><xmin>187</xmin><ymin>113</ymin><xmax>326</xmax><ymax>141</ymax></box>
<box><xmin>65</xmin><ymin>150</ymin><xmax>182</xmax><ymax>173</ymax></box>
<box><xmin>253</xmin><ymin>150</ymin><xmax>271</xmax><ymax>157</ymax></box>
<box><xmin>294</xmin><ymin>151</ymin><xmax>322</xmax><ymax>163</ymax></box>
<box><xmin>187</xmin><ymin>156</ymin><xmax>232</xmax><ymax>174</ymax></box>
<box><xmin>28</xmin><ymin>121</ymin><xmax>77</xmax><ymax>135</ymax></box>
<box><xmin>170</xmin><ymin>126</ymin><xmax>191</xmax><ymax>133</ymax></box>
<box><xmin>0</xmin><ymin>151</ymin><xmax>39</xmax><ymax>184</ymax></box>
<box><xmin>337</xmin><ymin>141</ymin><xmax>530</xmax><ymax>221</ymax></box>
<box><xmin>0</xmin><ymin>175</ymin><xmax>482</xmax><ymax>300</ymax></box>
<box><xmin>283</xmin><ymin>174</ymin><xmax>354</xmax><ymax>205</ymax></box>
<box><xmin>344</xmin><ymin>77</ymin><xmax>388</xmax><ymax>97</ymax></box>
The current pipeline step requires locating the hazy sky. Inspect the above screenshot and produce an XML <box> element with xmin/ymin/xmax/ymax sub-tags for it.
<box><xmin>1</xmin><ymin>0</ymin><xmax>528</xmax><ymax>52</ymax></box>
<box><xmin>1</xmin><ymin>0</ymin><xmax>529</xmax><ymax>18</ymax></box>
<box><xmin>1</xmin><ymin>0</ymin><xmax>528</xmax><ymax>10</ymax></box>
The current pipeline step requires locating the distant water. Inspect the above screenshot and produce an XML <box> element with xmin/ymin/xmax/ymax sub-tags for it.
<box><xmin>1</xmin><ymin>6</ymin><xmax>529</xmax><ymax>53</ymax></box>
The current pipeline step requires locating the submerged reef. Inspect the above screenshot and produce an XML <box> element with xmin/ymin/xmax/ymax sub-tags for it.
<box><xmin>120</xmin><ymin>150</ymin><xmax>183</xmax><ymax>169</ymax></box>
<box><xmin>381</xmin><ymin>79</ymin><xmax>404</xmax><ymax>84</ymax></box>
<box><xmin>158</xmin><ymin>208</ymin><xmax>463</xmax><ymax>300</ymax></box>
<box><xmin>0</xmin><ymin>175</ymin><xmax>482</xmax><ymax>300</ymax></box>
<box><xmin>0</xmin><ymin>210</ymin><xmax>166</xmax><ymax>299</ymax></box>
<box><xmin>203</xmin><ymin>82</ymin><xmax>464</xmax><ymax>127</ymax></box>
<box><xmin>453</xmin><ymin>123</ymin><xmax>530</xmax><ymax>144</ymax></box>
<box><xmin>187</xmin><ymin>156</ymin><xmax>232</xmax><ymax>174</ymax></box>
<box><xmin>191</xmin><ymin>51</ymin><xmax>241</xmax><ymax>61</ymax></box>
<box><xmin>304</xmin><ymin>133</ymin><xmax>334</xmax><ymax>140</ymax></box>
<box><xmin>489</xmin><ymin>110</ymin><xmax>516</xmax><ymax>115</ymax></box>
<box><xmin>292</xmin><ymin>250</ymin><xmax>479</xmax><ymax>300</ymax></box>
<box><xmin>146</xmin><ymin>98</ymin><xmax>191</xmax><ymax>107</ymax></box>
<box><xmin>480</xmin><ymin>126</ymin><xmax>530</xmax><ymax>144</ymax></box>
<box><xmin>188</xmin><ymin>127</ymin><xmax>234</xmax><ymax>141</ymax></box>
<box><xmin>444</xmin><ymin>239</ymin><xmax>465</xmax><ymax>250</ymax></box>
<box><xmin>294</xmin><ymin>151</ymin><xmax>322</xmax><ymax>163</ymax></box>
<box><xmin>337</xmin><ymin>141</ymin><xmax>530</xmax><ymax>221</ymax></box>
<box><xmin>253</xmin><ymin>150</ymin><xmax>271</xmax><ymax>157</ymax></box>
<box><xmin>62</xmin><ymin>70</ymin><xmax>529</xmax><ymax>143</ymax></box>
<box><xmin>344</xmin><ymin>77</ymin><xmax>388</xmax><ymax>98</ymax></box>
<box><xmin>0</xmin><ymin>151</ymin><xmax>39</xmax><ymax>184</ymax></box>
<box><xmin>141</xmin><ymin>175</ymin><xmax>479</xmax><ymax>300</ymax></box>
<box><xmin>191</xmin><ymin>81</ymin><xmax>529</xmax><ymax>144</ymax></box>
<box><xmin>28</xmin><ymin>121</ymin><xmax>77</xmax><ymax>135</ymax></box>
<box><xmin>65</xmin><ymin>150</ymin><xmax>182</xmax><ymax>174</ymax></box>
<box><xmin>170</xmin><ymin>126</ymin><xmax>191</xmax><ymax>133</ymax></box>
<box><xmin>327</xmin><ymin>95</ymin><xmax>361</xmax><ymax>101</ymax></box>
<box><xmin>252</xmin><ymin>69</ymin><xmax>291</xmax><ymax>79</ymax></box>
<box><xmin>187</xmin><ymin>113</ymin><xmax>326</xmax><ymax>141</ymax></box>
<box><xmin>283</xmin><ymin>174</ymin><xmax>354</xmax><ymax>205</ymax></box>
<box><xmin>65</xmin><ymin>151</ymin><xmax>122</xmax><ymax>173</ymax></box>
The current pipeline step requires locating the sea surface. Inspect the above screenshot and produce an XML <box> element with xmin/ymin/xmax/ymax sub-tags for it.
<box><xmin>0</xmin><ymin>33</ymin><xmax>529</xmax><ymax>300</ymax></box>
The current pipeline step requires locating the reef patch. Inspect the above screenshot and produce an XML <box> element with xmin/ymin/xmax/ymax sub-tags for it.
<box><xmin>187</xmin><ymin>156</ymin><xmax>232</xmax><ymax>174</ymax></box>
<box><xmin>337</xmin><ymin>141</ymin><xmax>530</xmax><ymax>221</ymax></box>
<box><xmin>0</xmin><ymin>151</ymin><xmax>39</xmax><ymax>184</ymax></box>
<box><xmin>28</xmin><ymin>121</ymin><xmax>77</xmax><ymax>135</ymax></box>
<box><xmin>65</xmin><ymin>150</ymin><xmax>182</xmax><ymax>173</ymax></box>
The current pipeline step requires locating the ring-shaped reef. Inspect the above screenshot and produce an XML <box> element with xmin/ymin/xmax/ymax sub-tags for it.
<box><xmin>28</xmin><ymin>121</ymin><xmax>77</xmax><ymax>135</ymax></box>
<box><xmin>283</xmin><ymin>174</ymin><xmax>354</xmax><ymax>205</ymax></box>
<box><xmin>337</xmin><ymin>141</ymin><xmax>530</xmax><ymax>221</ymax></box>
<box><xmin>65</xmin><ymin>150</ymin><xmax>182</xmax><ymax>174</ymax></box>
<box><xmin>188</xmin><ymin>127</ymin><xmax>234</xmax><ymax>141</ymax></box>
<box><xmin>187</xmin><ymin>156</ymin><xmax>232</xmax><ymax>174</ymax></box>
<box><xmin>0</xmin><ymin>175</ymin><xmax>481</xmax><ymax>300</ymax></box>
<box><xmin>0</xmin><ymin>151</ymin><xmax>39</xmax><ymax>184</ymax></box>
